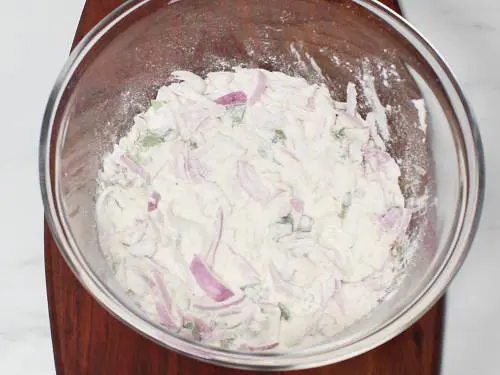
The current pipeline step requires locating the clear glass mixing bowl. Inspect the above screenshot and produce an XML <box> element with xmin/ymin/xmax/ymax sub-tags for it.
<box><xmin>39</xmin><ymin>0</ymin><xmax>484</xmax><ymax>370</ymax></box>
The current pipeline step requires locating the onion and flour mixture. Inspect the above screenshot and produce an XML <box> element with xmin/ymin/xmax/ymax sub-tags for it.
<box><xmin>96</xmin><ymin>68</ymin><xmax>412</xmax><ymax>350</ymax></box>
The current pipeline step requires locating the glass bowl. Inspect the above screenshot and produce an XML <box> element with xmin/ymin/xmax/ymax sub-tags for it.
<box><xmin>39</xmin><ymin>0</ymin><xmax>484</xmax><ymax>370</ymax></box>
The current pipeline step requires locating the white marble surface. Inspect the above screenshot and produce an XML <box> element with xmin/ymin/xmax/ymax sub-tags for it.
<box><xmin>0</xmin><ymin>1</ymin><xmax>84</xmax><ymax>374</ymax></box>
<box><xmin>0</xmin><ymin>0</ymin><xmax>498</xmax><ymax>373</ymax></box>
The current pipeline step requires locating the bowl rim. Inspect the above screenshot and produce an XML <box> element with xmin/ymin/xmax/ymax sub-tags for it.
<box><xmin>39</xmin><ymin>0</ymin><xmax>485</xmax><ymax>370</ymax></box>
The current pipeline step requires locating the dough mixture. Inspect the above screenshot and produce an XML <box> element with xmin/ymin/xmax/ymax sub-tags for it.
<box><xmin>96</xmin><ymin>68</ymin><xmax>412</xmax><ymax>350</ymax></box>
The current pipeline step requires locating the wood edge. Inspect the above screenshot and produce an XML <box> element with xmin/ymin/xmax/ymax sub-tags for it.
<box><xmin>71</xmin><ymin>1</ymin><xmax>91</xmax><ymax>51</ymax></box>
<box><xmin>44</xmin><ymin>222</ymin><xmax>65</xmax><ymax>375</ymax></box>
<box><xmin>431</xmin><ymin>298</ymin><xmax>446</xmax><ymax>374</ymax></box>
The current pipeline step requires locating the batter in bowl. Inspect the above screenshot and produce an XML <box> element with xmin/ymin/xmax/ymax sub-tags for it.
<box><xmin>96</xmin><ymin>68</ymin><xmax>412</xmax><ymax>350</ymax></box>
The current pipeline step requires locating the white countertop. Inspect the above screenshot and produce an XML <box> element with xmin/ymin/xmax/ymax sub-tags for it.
<box><xmin>0</xmin><ymin>0</ymin><xmax>497</xmax><ymax>373</ymax></box>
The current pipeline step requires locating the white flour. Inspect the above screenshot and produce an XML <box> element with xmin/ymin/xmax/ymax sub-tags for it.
<box><xmin>413</xmin><ymin>99</ymin><xmax>428</xmax><ymax>134</ymax></box>
<box><xmin>96</xmin><ymin>68</ymin><xmax>413</xmax><ymax>350</ymax></box>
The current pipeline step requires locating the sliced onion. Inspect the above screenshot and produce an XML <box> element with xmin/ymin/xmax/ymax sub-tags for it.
<box><xmin>346</xmin><ymin>82</ymin><xmax>357</xmax><ymax>117</ymax></box>
<box><xmin>228</xmin><ymin>245</ymin><xmax>261</xmax><ymax>283</ymax></box>
<box><xmin>183</xmin><ymin>314</ymin><xmax>212</xmax><ymax>331</ymax></box>
<box><xmin>333</xmin><ymin>287</ymin><xmax>346</xmax><ymax>315</ymax></box>
<box><xmin>259</xmin><ymin>301</ymin><xmax>278</xmax><ymax>309</ymax></box>
<box><xmin>364</xmin><ymin>147</ymin><xmax>391</xmax><ymax>171</ymax></box>
<box><xmin>155</xmin><ymin>303</ymin><xmax>178</xmax><ymax>329</ymax></box>
<box><xmin>171</xmin><ymin>71</ymin><xmax>206</xmax><ymax>93</ymax></box>
<box><xmin>236</xmin><ymin>161</ymin><xmax>271</xmax><ymax>203</ymax></box>
<box><xmin>215</xmin><ymin>91</ymin><xmax>247</xmax><ymax>106</ymax></box>
<box><xmin>205</xmin><ymin>208</ymin><xmax>224</xmax><ymax>267</ymax></box>
<box><xmin>141</xmin><ymin>274</ymin><xmax>156</xmax><ymax>289</ymax></box>
<box><xmin>245</xmin><ymin>303</ymin><xmax>281</xmax><ymax>351</ymax></box>
<box><xmin>278</xmin><ymin>234</ymin><xmax>315</xmax><ymax>256</ymax></box>
<box><xmin>166</xmin><ymin>202</ymin><xmax>208</xmax><ymax>245</ymax></box>
<box><xmin>182</xmin><ymin>315</ymin><xmax>213</xmax><ymax>340</ymax></box>
<box><xmin>196</xmin><ymin>325</ymin><xmax>237</xmax><ymax>343</ymax></box>
<box><xmin>152</xmin><ymin>271</ymin><xmax>173</xmax><ymax>309</ymax></box>
<box><xmin>268</xmin><ymin>262</ymin><xmax>295</xmax><ymax>295</ymax></box>
<box><xmin>174</xmin><ymin>152</ymin><xmax>188</xmax><ymax>180</ymax></box>
<box><xmin>366</xmin><ymin>112</ymin><xmax>386</xmax><ymax>149</ymax></box>
<box><xmin>117</xmin><ymin>218</ymin><xmax>148</xmax><ymax>247</ymax></box>
<box><xmin>297</xmin><ymin>215</ymin><xmax>314</xmax><ymax>232</ymax></box>
<box><xmin>321</xmin><ymin>273</ymin><xmax>342</xmax><ymax>303</ymax></box>
<box><xmin>380</xmin><ymin>207</ymin><xmax>400</xmax><ymax>230</ymax></box>
<box><xmin>280</xmin><ymin>309</ymin><xmax>324</xmax><ymax>347</ymax></box>
<box><xmin>247</xmin><ymin>70</ymin><xmax>267</xmax><ymax>105</ymax></box>
<box><xmin>174</xmin><ymin>147</ymin><xmax>208</xmax><ymax>183</ymax></box>
<box><xmin>120</xmin><ymin>154</ymin><xmax>146</xmax><ymax>178</ymax></box>
<box><xmin>128</xmin><ymin>237</ymin><xmax>158</xmax><ymax>257</ymax></box>
<box><xmin>380</xmin><ymin>207</ymin><xmax>412</xmax><ymax>236</ymax></box>
<box><xmin>290</xmin><ymin>197</ymin><xmax>304</xmax><ymax>231</ymax></box>
<box><xmin>147</xmin><ymin>191</ymin><xmax>161</xmax><ymax>212</ymax></box>
<box><xmin>152</xmin><ymin>271</ymin><xmax>181</xmax><ymax>328</ymax></box>
<box><xmin>185</xmin><ymin>154</ymin><xmax>207</xmax><ymax>183</ymax></box>
<box><xmin>247</xmin><ymin>342</ymin><xmax>279</xmax><ymax>352</ymax></box>
<box><xmin>179</xmin><ymin>110</ymin><xmax>210</xmax><ymax>135</ymax></box>
<box><xmin>190</xmin><ymin>255</ymin><xmax>234</xmax><ymax>302</ymax></box>
<box><xmin>290</xmin><ymin>197</ymin><xmax>304</xmax><ymax>212</ymax></box>
<box><xmin>263</xmin><ymin>191</ymin><xmax>293</xmax><ymax>220</ymax></box>
<box><xmin>194</xmin><ymin>318</ymin><xmax>212</xmax><ymax>335</ymax></box>
<box><xmin>400</xmin><ymin>208</ymin><xmax>412</xmax><ymax>234</ymax></box>
<box><xmin>193</xmin><ymin>295</ymin><xmax>246</xmax><ymax>311</ymax></box>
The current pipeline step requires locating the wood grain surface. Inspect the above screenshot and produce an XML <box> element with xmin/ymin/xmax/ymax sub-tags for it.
<box><xmin>44</xmin><ymin>0</ymin><xmax>444</xmax><ymax>374</ymax></box>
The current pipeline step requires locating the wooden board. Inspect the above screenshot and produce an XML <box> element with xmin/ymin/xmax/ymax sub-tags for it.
<box><xmin>44</xmin><ymin>1</ymin><xmax>444</xmax><ymax>374</ymax></box>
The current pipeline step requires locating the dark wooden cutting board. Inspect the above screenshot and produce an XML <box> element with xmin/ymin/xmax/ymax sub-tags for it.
<box><xmin>44</xmin><ymin>1</ymin><xmax>444</xmax><ymax>374</ymax></box>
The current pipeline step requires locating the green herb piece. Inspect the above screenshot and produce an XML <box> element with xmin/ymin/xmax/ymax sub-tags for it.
<box><xmin>174</xmin><ymin>234</ymin><xmax>183</xmax><ymax>250</ymax></box>
<box><xmin>331</xmin><ymin>127</ymin><xmax>346</xmax><ymax>141</ymax></box>
<box><xmin>220</xmin><ymin>337</ymin><xmax>235</xmax><ymax>349</ymax></box>
<box><xmin>183</xmin><ymin>321</ymin><xmax>201</xmax><ymax>341</ymax></box>
<box><xmin>191</xmin><ymin>323</ymin><xmax>201</xmax><ymax>341</ymax></box>
<box><xmin>231</xmin><ymin>106</ymin><xmax>246</xmax><ymax>125</ymax></box>
<box><xmin>338</xmin><ymin>193</ymin><xmax>352</xmax><ymax>219</ymax></box>
<box><xmin>139</xmin><ymin>134</ymin><xmax>165</xmax><ymax>148</ymax></box>
<box><xmin>339</xmin><ymin>202</ymin><xmax>349</xmax><ymax>219</ymax></box>
<box><xmin>278</xmin><ymin>302</ymin><xmax>291</xmax><ymax>321</ymax></box>
<box><xmin>240</xmin><ymin>283</ymin><xmax>259</xmax><ymax>292</ymax></box>
<box><xmin>272</xmin><ymin>156</ymin><xmax>283</xmax><ymax>166</ymax></box>
<box><xmin>297</xmin><ymin>215</ymin><xmax>314</xmax><ymax>232</ymax></box>
<box><xmin>277</xmin><ymin>214</ymin><xmax>293</xmax><ymax>225</ymax></box>
<box><xmin>272</xmin><ymin>129</ymin><xmax>287</xmax><ymax>143</ymax></box>
<box><xmin>151</xmin><ymin>100</ymin><xmax>166</xmax><ymax>111</ymax></box>
<box><xmin>131</xmin><ymin>153</ymin><xmax>148</xmax><ymax>165</ymax></box>
<box><xmin>257</xmin><ymin>147</ymin><xmax>268</xmax><ymax>159</ymax></box>
<box><xmin>395</xmin><ymin>246</ymin><xmax>405</xmax><ymax>258</ymax></box>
